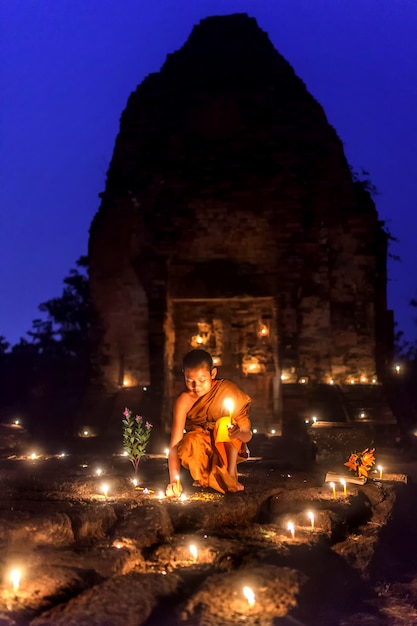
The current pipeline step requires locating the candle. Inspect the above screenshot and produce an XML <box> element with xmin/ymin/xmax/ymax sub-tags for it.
<box><xmin>10</xmin><ymin>569</ymin><xmax>20</xmax><ymax>593</ymax></box>
<box><xmin>223</xmin><ymin>398</ymin><xmax>235</xmax><ymax>423</ymax></box>
<box><xmin>377</xmin><ymin>465</ymin><xmax>383</xmax><ymax>480</ymax></box>
<box><xmin>102</xmin><ymin>483</ymin><xmax>109</xmax><ymax>500</ymax></box>
<box><xmin>243</xmin><ymin>586</ymin><xmax>256</xmax><ymax>607</ymax></box>
<box><xmin>180</xmin><ymin>493</ymin><xmax>187</xmax><ymax>502</ymax></box>
<box><xmin>158</xmin><ymin>490</ymin><xmax>165</xmax><ymax>499</ymax></box>
<box><xmin>131</xmin><ymin>478</ymin><xmax>138</xmax><ymax>487</ymax></box>
<box><xmin>307</xmin><ymin>511</ymin><xmax>315</xmax><ymax>530</ymax></box>
<box><xmin>287</xmin><ymin>521</ymin><xmax>295</xmax><ymax>539</ymax></box>
<box><xmin>175</xmin><ymin>474</ymin><xmax>181</xmax><ymax>493</ymax></box>
<box><xmin>189</xmin><ymin>544</ymin><xmax>198</xmax><ymax>561</ymax></box>
<box><xmin>330</xmin><ymin>482</ymin><xmax>336</xmax><ymax>498</ymax></box>
<box><xmin>340</xmin><ymin>478</ymin><xmax>347</xmax><ymax>496</ymax></box>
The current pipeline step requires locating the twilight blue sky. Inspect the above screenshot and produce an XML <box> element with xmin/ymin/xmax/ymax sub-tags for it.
<box><xmin>1</xmin><ymin>0</ymin><xmax>416</xmax><ymax>347</ymax></box>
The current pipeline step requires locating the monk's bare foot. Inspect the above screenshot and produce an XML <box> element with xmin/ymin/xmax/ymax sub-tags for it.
<box><xmin>192</xmin><ymin>480</ymin><xmax>203</xmax><ymax>487</ymax></box>
<box><xmin>227</xmin><ymin>482</ymin><xmax>244</xmax><ymax>493</ymax></box>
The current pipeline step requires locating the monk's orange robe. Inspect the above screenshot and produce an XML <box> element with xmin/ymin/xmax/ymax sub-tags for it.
<box><xmin>177</xmin><ymin>379</ymin><xmax>251</xmax><ymax>493</ymax></box>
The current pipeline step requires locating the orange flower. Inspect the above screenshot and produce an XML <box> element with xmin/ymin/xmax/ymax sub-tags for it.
<box><xmin>344</xmin><ymin>453</ymin><xmax>359</xmax><ymax>472</ymax></box>
<box><xmin>361</xmin><ymin>448</ymin><xmax>375</xmax><ymax>470</ymax></box>
<box><xmin>345</xmin><ymin>447</ymin><xmax>376</xmax><ymax>478</ymax></box>
<box><xmin>358</xmin><ymin>464</ymin><xmax>369</xmax><ymax>478</ymax></box>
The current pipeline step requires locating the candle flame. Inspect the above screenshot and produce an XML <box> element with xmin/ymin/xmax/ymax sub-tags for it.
<box><xmin>158</xmin><ymin>490</ymin><xmax>165</xmax><ymax>499</ymax></box>
<box><xmin>132</xmin><ymin>478</ymin><xmax>138</xmax><ymax>487</ymax></box>
<box><xmin>180</xmin><ymin>493</ymin><xmax>187</xmax><ymax>502</ymax></box>
<box><xmin>10</xmin><ymin>569</ymin><xmax>20</xmax><ymax>593</ymax></box>
<box><xmin>287</xmin><ymin>521</ymin><xmax>295</xmax><ymax>538</ymax></box>
<box><xmin>102</xmin><ymin>483</ymin><xmax>109</xmax><ymax>498</ymax></box>
<box><xmin>243</xmin><ymin>586</ymin><xmax>255</xmax><ymax>607</ymax></box>
<box><xmin>223</xmin><ymin>398</ymin><xmax>234</xmax><ymax>416</ymax></box>
<box><xmin>307</xmin><ymin>511</ymin><xmax>315</xmax><ymax>529</ymax></box>
<box><xmin>189</xmin><ymin>544</ymin><xmax>198</xmax><ymax>560</ymax></box>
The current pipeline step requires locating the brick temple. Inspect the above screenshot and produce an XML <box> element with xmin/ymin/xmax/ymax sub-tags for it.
<box><xmin>86</xmin><ymin>14</ymin><xmax>394</xmax><ymax>435</ymax></box>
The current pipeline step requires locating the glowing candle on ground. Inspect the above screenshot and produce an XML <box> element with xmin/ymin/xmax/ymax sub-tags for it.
<box><xmin>164</xmin><ymin>448</ymin><xmax>169</xmax><ymax>457</ymax></box>
<box><xmin>223</xmin><ymin>398</ymin><xmax>235</xmax><ymax>423</ymax></box>
<box><xmin>180</xmin><ymin>493</ymin><xmax>187</xmax><ymax>502</ymax></box>
<box><xmin>96</xmin><ymin>468</ymin><xmax>102</xmax><ymax>476</ymax></box>
<box><xmin>307</xmin><ymin>511</ymin><xmax>315</xmax><ymax>530</ymax></box>
<box><xmin>340</xmin><ymin>478</ymin><xmax>347</xmax><ymax>496</ymax></box>
<box><xmin>158</xmin><ymin>490</ymin><xmax>165</xmax><ymax>499</ymax></box>
<box><xmin>243</xmin><ymin>586</ymin><xmax>256</xmax><ymax>607</ymax></box>
<box><xmin>102</xmin><ymin>483</ymin><xmax>109</xmax><ymax>499</ymax></box>
<box><xmin>132</xmin><ymin>478</ymin><xmax>138</xmax><ymax>487</ymax></box>
<box><xmin>189</xmin><ymin>544</ymin><xmax>198</xmax><ymax>561</ymax></box>
<box><xmin>10</xmin><ymin>569</ymin><xmax>20</xmax><ymax>593</ymax></box>
<box><xmin>378</xmin><ymin>465</ymin><xmax>383</xmax><ymax>480</ymax></box>
<box><xmin>330</xmin><ymin>482</ymin><xmax>336</xmax><ymax>498</ymax></box>
<box><xmin>287</xmin><ymin>521</ymin><xmax>295</xmax><ymax>539</ymax></box>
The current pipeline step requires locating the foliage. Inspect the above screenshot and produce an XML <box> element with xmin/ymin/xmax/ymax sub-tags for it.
<box><xmin>122</xmin><ymin>407</ymin><xmax>153</xmax><ymax>474</ymax></box>
<box><xmin>0</xmin><ymin>256</ymin><xmax>91</xmax><ymax>436</ymax></box>
<box><xmin>344</xmin><ymin>447</ymin><xmax>376</xmax><ymax>479</ymax></box>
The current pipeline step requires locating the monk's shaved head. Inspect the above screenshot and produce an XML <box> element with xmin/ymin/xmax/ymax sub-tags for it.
<box><xmin>183</xmin><ymin>349</ymin><xmax>213</xmax><ymax>372</ymax></box>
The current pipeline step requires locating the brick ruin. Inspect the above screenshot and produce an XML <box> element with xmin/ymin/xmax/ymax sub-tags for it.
<box><xmin>87</xmin><ymin>14</ymin><xmax>393</xmax><ymax>435</ymax></box>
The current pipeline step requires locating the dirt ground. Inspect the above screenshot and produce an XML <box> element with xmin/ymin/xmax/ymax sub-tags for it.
<box><xmin>1</xmin><ymin>427</ymin><xmax>417</xmax><ymax>625</ymax></box>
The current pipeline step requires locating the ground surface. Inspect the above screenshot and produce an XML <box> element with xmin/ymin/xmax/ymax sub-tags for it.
<box><xmin>1</xmin><ymin>428</ymin><xmax>417</xmax><ymax>625</ymax></box>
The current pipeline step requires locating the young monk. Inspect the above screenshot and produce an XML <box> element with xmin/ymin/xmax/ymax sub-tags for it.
<box><xmin>166</xmin><ymin>349</ymin><xmax>252</xmax><ymax>496</ymax></box>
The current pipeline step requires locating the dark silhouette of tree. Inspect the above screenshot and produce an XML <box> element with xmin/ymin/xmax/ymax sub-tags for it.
<box><xmin>0</xmin><ymin>257</ymin><xmax>91</xmax><ymax>440</ymax></box>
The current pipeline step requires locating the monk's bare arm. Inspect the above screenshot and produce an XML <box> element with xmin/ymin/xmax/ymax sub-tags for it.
<box><xmin>167</xmin><ymin>392</ymin><xmax>192</xmax><ymax>487</ymax></box>
<box><xmin>228</xmin><ymin>423</ymin><xmax>252</xmax><ymax>443</ymax></box>
<box><xmin>228</xmin><ymin>403</ymin><xmax>252</xmax><ymax>443</ymax></box>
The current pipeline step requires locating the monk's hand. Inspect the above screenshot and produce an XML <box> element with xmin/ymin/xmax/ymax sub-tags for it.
<box><xmin>227</xmin><ymin>423</ymin><xmax>241</xmax><ymax>439</ymax></box>
<box><xmin>166</xmin><ymin>481</ymin><xmax>182</xmax><ymax>497</ymax></box>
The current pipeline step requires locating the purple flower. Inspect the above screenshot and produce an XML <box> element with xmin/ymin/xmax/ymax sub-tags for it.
<box><xmin>145</xmin><ymin>421</ymin><xmax>153</xmax><ymax>429</ymax></box>
<box><xmin>123</xmin><ymin>408</ymin><xmax>130</xmax><ymax>417</ymax></box>
<box><xmin>135</xmin><ymin>415</ymin><xmax>142</xmax><ymax>421</ymax></box>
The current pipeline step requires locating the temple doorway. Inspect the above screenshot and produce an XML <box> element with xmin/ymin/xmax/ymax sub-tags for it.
<box><xmin>166</xmin><ymin>297</ymin><xmax>280</xmax><ymax>431</ymax></box>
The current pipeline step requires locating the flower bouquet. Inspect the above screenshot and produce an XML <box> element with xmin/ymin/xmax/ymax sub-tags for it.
<box><xmin>344</xmin><ymin>447</ymin><xmax>375</xmax><ymax>479</ymax></box>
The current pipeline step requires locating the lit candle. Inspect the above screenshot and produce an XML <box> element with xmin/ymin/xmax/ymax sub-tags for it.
<box><xmin>180</xmin><ymin>493</ymin><xmax>187</xmax><ymax>502</ymax></box>
<box><xmin>164</xmin><ymin>447</ymin><xmax>169</xmax><ymax>457</ymax></box>
<box><xmin>158</xmin><ymin>490</ymin><xmax>165</xmax><ymax>499</ymax></box>
<box><xmin>330</xmin><ymin>482</ymin><xmax>336</xmax><ymax>498</ymax></box>
<box><xmin>243</xmin><ymin>586</ymin><xmax>255</xmax><ymax>607</ymax></box>
<box><xmin>96</xmin><ymin>468</ymin><xmax>102</xmax><ymax>476</ymax></box>
<box><xmin>378</xmin><ymin>465</ymin><xmax>383</xmax><ymax>480</ymax></box>
<box><xmin>223</xmin><ymin>398</ymin><xmax>235</xmax><ymax>423</ymax></box>
<box><xmin>287</xmin><ymin>521</ymin><xmax>295</xmax><ymax>539</ymax></box>
<box><xmin>10</xmin><ymin>569</ymin><xmax>20</xmax><ymax>593</ymax></box>
<box><xmin>189</xmin><ymin>544</ymin><xmax>198</xmax><ymax>561</ymax></box>
<box><xmin>175</xmin><ymin>474</ymin><xmax>181</xmax><ymax>493</ymax></box>
<box><xmin>102</xmin><ymin>483</ymin><xmax>109</xmax><ymax>500</ymax></box>
<box><xmin>131</xmin><ymin>478</ymin><xmax>138</xmax><ymax>487</ymax></box>
<box><xmin>307</xmin><ymin>511</ymin><xmax>315</xmax><ymax>530</ymax></box>
<box><xmin>340</xmin><ymin>478</ymin><xmax>347</xmax><ymax>496</ymax></box>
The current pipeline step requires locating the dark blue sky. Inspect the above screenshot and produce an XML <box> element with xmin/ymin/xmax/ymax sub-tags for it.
<box><xmin>1</xmin><ymin>0</ymin><xmax>416</xmax><ymax>346</ymax></box>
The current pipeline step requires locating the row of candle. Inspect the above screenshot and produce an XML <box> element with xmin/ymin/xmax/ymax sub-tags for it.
<box><xmin>287</xmin><ymin>511</ymin><xmax>316</xmax><ymax>539</ymax></box>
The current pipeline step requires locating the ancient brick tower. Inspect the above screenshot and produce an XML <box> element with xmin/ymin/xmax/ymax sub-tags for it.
<box><xmin>87</xmin><ymin>14</ymin><xmax>393</xmax><ymax>435</ymax></box>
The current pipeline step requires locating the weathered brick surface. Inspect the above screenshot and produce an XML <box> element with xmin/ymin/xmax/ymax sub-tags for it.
<box><xmin>88</xmin><ymin>14</ymin><xmax>391</xmax><ymax>432</ymax></box>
